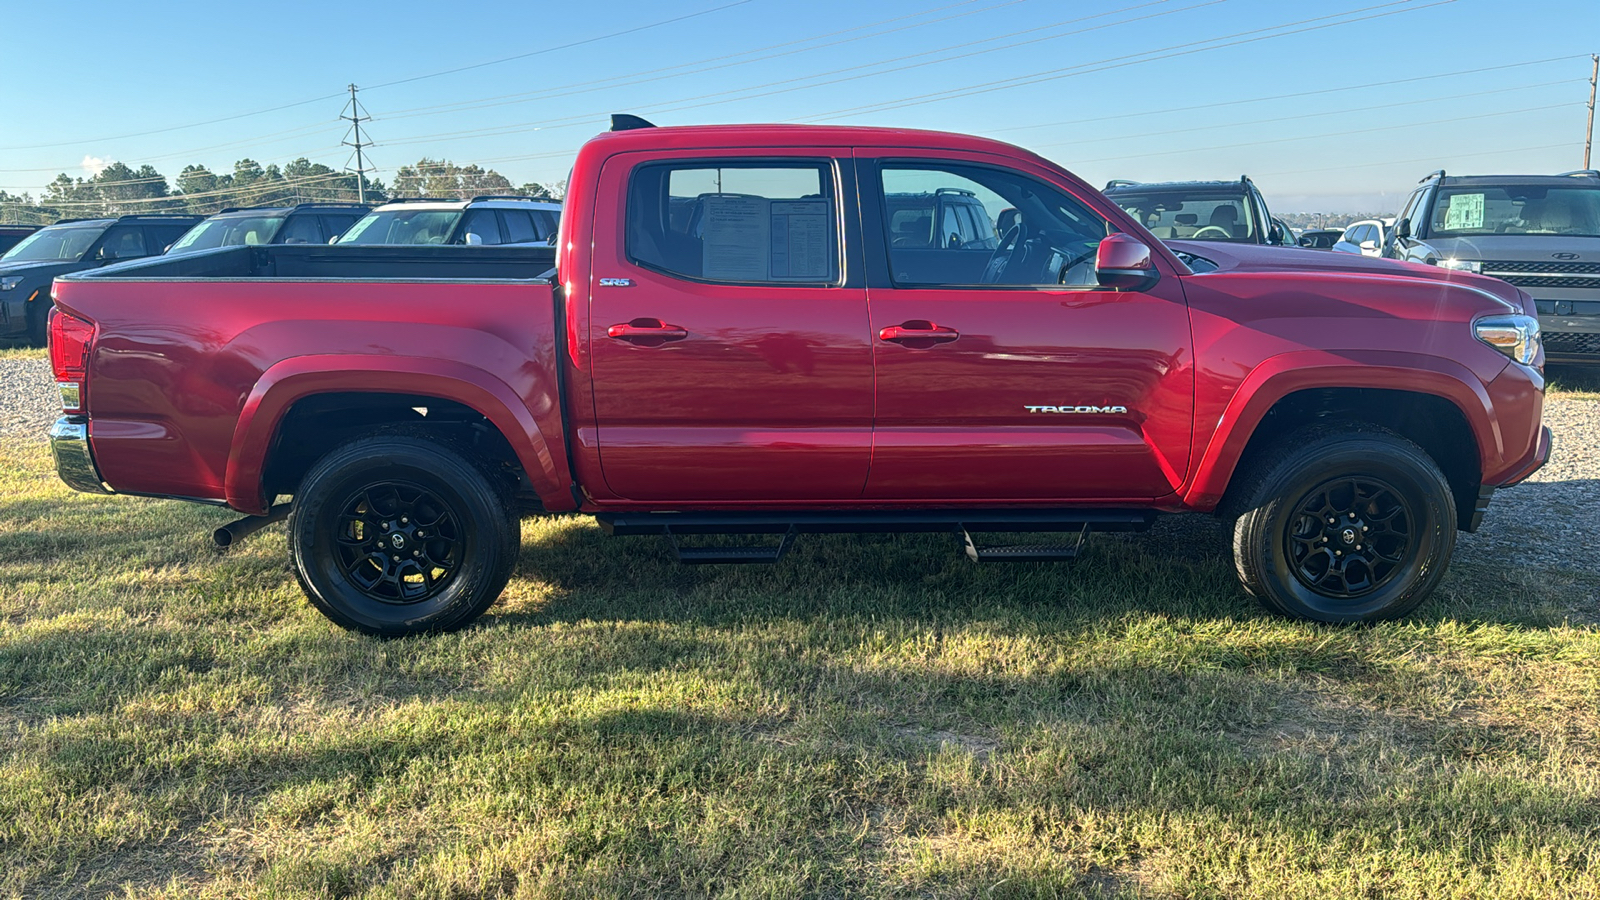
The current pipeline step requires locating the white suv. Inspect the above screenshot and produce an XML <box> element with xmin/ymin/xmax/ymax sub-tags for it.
<box><xmin>335</xmin><ymin>196</ymin><xmax>561</xmax><ymax>247</ymax></box>
<box><xmin>1332</xmin><ymin>218</ymin><xmax>1394</xmax><ymax>257</ymax></box>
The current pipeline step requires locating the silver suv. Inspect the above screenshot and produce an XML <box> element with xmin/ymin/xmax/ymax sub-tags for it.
<box><xmin>1385</xmin><ymin>169</ymin><xmax>1600</xmax><ymax>365</ymax></box>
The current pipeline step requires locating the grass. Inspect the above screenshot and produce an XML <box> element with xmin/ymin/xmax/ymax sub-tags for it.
<box><xmin>2</xmin><ymin>436</ymin><xmax>1599</xmax><ymax>899</ymax></box>
<box><xmin>0</xmin><ymin>346</ymin><xmax>46</xmax><ymax>360</ymax></box>
<box><xmin>1546</xmin><ymin>364</ymin><xmax>1600</xmax><ymax>401</ymax></box>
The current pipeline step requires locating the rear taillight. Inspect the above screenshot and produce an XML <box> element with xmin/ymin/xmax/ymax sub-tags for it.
<box><xmin>49</xmin><ymin>308</ymin><xmax>95</xmax><ymax>413</ymax></box>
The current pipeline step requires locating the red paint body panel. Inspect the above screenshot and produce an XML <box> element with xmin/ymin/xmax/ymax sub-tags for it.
<box><xmin>54</xmin><ymin>123</ymin><xmax>1545</xmax><ymax>525</ymax></box>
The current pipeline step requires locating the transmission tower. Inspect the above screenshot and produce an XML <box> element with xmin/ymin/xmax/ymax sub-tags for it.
<box><xmin>340</xmin><ymin>84</ymin><xmax>374</xmax><ymax>204</ymax></box>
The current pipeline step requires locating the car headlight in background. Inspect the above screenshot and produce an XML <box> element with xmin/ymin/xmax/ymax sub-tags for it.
<box><xmin>1474</xmin><ymin>314</ymin><xmax>1541</xmax><ymax>366</ymax></box>
<box><xmin>1433</xmin><ymin>258</ymin><xmax>1482</xmax><ymax>274</ymax></box>
<box><xmin>0</xmin><ymin>275</ymin><xmax>23</xmax><ymax>291</ymax></box>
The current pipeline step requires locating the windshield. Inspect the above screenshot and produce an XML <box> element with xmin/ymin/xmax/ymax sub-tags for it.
<box><xmin>167</xmin><ymin>215</ymin><xmax>285</xmax><ymax>254</ymax></box>
<box><xmin>1109</xmin><ymin>191</ymin><xmax>1258</xmax><ymax>242</ymax></box>
<box><xmin>0</xmin><ymin>224</ymin><xmax>106</xmax><ymax>263</ymax></box>
<box><xmin>1428</xmin><ymin>185</ymin><xmax>1600</xmax><ymax>238</ymax></box>
<box><xmin>337</xmin><ymin>209</ymin><xmax>461</xmax><ymax>245</ymax></box>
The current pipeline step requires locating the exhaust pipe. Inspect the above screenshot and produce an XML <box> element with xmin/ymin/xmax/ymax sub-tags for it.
<box><xmin>213</xmin><ymin>504</ymin><xmax>292</xmax><ymax>549</ymax></box>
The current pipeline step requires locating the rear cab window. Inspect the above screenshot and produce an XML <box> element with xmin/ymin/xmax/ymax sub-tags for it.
<box><xmin>627</xmin><ymin>160</ymin><xmax>841</xmax><ymax>284</ymax></box>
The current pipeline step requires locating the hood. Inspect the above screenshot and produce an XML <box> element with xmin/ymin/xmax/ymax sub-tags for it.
<box><xmin>1166</xmin><ymin>239</ymin><xmax>1532</xmax><ymax>316</ymax></box>
<box><xmin>1416</xmin><ymin>234</ymin><xmax>1600</xmax><ymax>262</ymax></box>
<box><xmin>0</xmin><ymin>259</ymin><xmax>95</xmax><ymax>279</ymax></box>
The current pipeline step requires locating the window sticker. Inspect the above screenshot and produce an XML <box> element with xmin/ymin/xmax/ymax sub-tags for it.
<box><xmin>769</xmin><ymin>199</ymin><xmax>831</xmax><ymax>280</ymax></box>
<box><xmin>701</xmin><ymin>195</ymin><xmax>769</xmax><ymax>281</ymax></box>
<box><xmin>1444</xmin><ymin>193</ymin><xmax>1485</xmax><ymax>230</ymax></box>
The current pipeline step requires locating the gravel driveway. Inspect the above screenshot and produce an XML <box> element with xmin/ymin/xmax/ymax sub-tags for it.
<box><xmin>4</xmin><ymin>355</ymin><xmax>1597</xmax><ymax>575</ymax></box>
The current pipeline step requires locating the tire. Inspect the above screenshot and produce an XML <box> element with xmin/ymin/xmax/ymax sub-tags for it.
<box><xmin>288</xmin><ymin>432</ymin><xmax>520</xmax><ymax>637</ymax></box>
<box><xmin>25</xmin><ymin>297</ymin><xmax>51</xmax><ymax>347</ymax></box>
<box><xmin>1229</xmin><ymin>425</ymin><xmax>1456</xmax><ymax>623</ymax></box>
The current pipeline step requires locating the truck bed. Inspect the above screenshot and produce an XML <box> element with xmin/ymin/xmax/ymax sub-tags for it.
<box><xmin>70</xmin><ymin>243</ymin><xmax>556</xmax><ymax>282</ymax></box>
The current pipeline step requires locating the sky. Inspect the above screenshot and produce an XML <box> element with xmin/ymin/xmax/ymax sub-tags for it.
<box><xmin>1</xmin><ymin>0</ymin><xmax>1595</xmax><ymax>213</ymax></box>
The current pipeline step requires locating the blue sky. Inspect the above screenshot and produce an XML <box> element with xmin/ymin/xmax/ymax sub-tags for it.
<box><xmin>1</xmin><ymin>0</ymin><xmax>1595</xmax><ymax>212</ymax></box>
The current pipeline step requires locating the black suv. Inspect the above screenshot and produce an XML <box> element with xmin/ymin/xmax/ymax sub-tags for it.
<box><xmin>1102</xmin><ymin>176</ymin><xmax>1293</xmax><ymax>246</ymax></box>
<box><xmin>1385</xmin><ymin>169</ymin><xmax>1600</xmax><ymax>365</ymax></box>
<box><xmin>0</xmin><ymin>214</ymin><xmax>201</xmax><ymax>344</ymax></box>
<box><xmin>165</xmin><ymin>203</ymin><xmax>370</xmax><ymax>255</ymax></box>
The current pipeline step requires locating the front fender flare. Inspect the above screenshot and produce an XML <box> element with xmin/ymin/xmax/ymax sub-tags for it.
<box><xmin>225</xmin><ymin>354</ymin><xmax>574</xmax><ymax>515</ymax></box>
<box><xmin>1182</xmin><ymin>349</ymin><xmax>1501</xmax><ymax>510</ymax></box>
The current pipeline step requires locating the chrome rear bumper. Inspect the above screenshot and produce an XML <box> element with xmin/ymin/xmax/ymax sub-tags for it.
<box><xmin>49</xmin><ymin>416</ymin><xmax>111</xmax><ymax>495</ymax></box>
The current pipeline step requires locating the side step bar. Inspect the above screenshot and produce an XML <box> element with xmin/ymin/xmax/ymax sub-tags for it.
<box><xmin>596</xmin><ymin>509</ymin><xmax>1153</xmax><ymax>565</ymax></box>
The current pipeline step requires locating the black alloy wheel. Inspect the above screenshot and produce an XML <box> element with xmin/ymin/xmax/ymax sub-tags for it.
<box><xmin>1231</xmin><ymin>426</ymin><xmax>1456</xmax><ymax>623</ymax></box>
<box><xmin>289</xmin><ymin>432</ymin><xmax>519</xmax><ymax>636</ymax></box>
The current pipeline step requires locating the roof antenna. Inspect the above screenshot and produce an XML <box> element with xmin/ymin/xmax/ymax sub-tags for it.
<box><xmin>611</xmin><ymin>114</ymin><xmax>657</xmax><ymax>132</ymax></box>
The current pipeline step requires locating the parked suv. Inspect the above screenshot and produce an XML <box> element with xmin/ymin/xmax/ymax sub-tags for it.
<box><xmin>1386</xmin><ymin>170</ymin><xmax>1600</xmax><ymax>364</ymax></box>
<box><xmin>335</xmin><ymin>196</ymin><xmax>561</xmax><ymax>247</ymax></box>
<box><xmin>1333</xmin><ymin>218</ymin><xmax>1394</xmax><ymax>257</ymax></box>
<box><xmin>1103</xmin><ymin>177</ymin><xmax>1293</xmax><ymax>246</ymax></box>
<box><xmin>165</xmin><ymin>203</ymin><xmax>369</xmax><ymax>255</ymax></box>
<box><xmin>0</xmin><ymin>214</ymin><xmax>200</xmax><ymax>344</ymax></box>
<box><xmin>0</xmin><ymin>224</ymin><xmax>39</xmax><ymax>255</ymax></box>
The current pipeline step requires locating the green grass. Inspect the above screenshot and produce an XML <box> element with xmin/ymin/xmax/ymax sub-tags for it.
<box><xmin>1546</xmin><ymin>364</ymin><xmax>1600</xmax><ymax>401</ymax></box>
<box><xmin>0</xmin><ymin>345</ymin><xmax>46</xmax><ymax>360</ymax></box>
<box><xmin>2</xmin><ymin>437</ymin><xmax>1598</xmax><ymax>899</ymax></box>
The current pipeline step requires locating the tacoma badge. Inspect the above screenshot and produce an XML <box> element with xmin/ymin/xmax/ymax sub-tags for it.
<box><xmin>1025</xmin><ymin>405</ymin><xmax>1129</xmax><ymax>414</ymax></box>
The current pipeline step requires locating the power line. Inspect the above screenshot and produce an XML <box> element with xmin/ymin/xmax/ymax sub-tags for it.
<box><xmin>363</xmin><ymin>0</ymin><xmax>760</xmax><ymax>91</ymax></box>
<box><xmin>0</xmin><ymin>93</ymin><xmax>345</xmax><ymax>153</ymax></box>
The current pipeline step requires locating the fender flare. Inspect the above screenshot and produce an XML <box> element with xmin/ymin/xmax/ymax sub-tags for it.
<box><xmin>225</xmin><ymin>354</ymin><xmax>575</xmax><ymax>514</ymax></box>
<box><xmin>1182</xmin><ymin>349</ymin><xmax>1501</xmax><ymax>510</ymax></box>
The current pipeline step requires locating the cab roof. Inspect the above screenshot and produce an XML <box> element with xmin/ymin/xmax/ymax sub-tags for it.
<box><xmin>582</xmin><ymin>122</ymin><xmax>1051</xmax><ymax>164</ymax></box>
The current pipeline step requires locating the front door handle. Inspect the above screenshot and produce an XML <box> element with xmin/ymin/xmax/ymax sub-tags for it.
<box><xmin>878</xmin><ymin>320</ymin><xmax>959</xmax><ymax>347</ymax></box>
<box><xmin>607</xmin><ymin>318</ymin><xmax>689</xmax><ymax>345</ymax></box>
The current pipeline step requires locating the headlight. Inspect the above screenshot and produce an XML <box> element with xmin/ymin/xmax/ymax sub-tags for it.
<box><xmin>1434</xmin><ymin>258</ymin><xmax>1482</xmax><ymax>274</ymax></box>
<box><xmin>0</xmin><ymin>275</ymin><xmax>23</xmax><ymax>291</ymax></box>
<box><xmin>1474</xmin><ymin>314</ymin><xmax>1541</xmax><ymax>366</ymax></box>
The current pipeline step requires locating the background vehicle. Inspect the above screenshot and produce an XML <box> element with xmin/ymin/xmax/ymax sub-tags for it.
<box><xmin>49</xmin><ymin>121</ymin><xmax>1547</xmax><ymax>636</ymax></box>
<box><xmin>0</xmin><ymin>214</ymin><xmax>200</xmax><ymax>344</ymax></box>
<box><xmin>336</xmin><ymin>196</ymin><xmax>561</xmax><ymax>246</ymax></box>
<box><xmin>1103</xmin><ymin>176</ymin><xmax>1294</xmax><ymax>246</ymax></box>
<box><xmin>1332</xmin><ymin>218</ymin><xmax>1393</xmax><ymax>257</ymax></box>
<box><xmin>164</xmin><ymin>203</ymin><xmax>369</xmax><ymax>255</ymax></box>
<box><xmin>0</xmin><ymin>224</ymin><xmax>39</xmax><ymax>255</ymax></box>
<box><xmin>1297</xmin><ymin>228</ymin><xmax>1344</xmax><ymax>249</ymax></box>
<box><xmin>1386</xmin><ymin>169</ymin><xmax>1600</xmax><ymax>364</ymax></box>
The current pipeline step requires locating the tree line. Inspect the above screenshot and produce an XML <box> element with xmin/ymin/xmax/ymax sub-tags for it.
<box><xmin>0</xmin><ymin>157</ymin><xmax>565</xmax><ymax>225</ymax></box>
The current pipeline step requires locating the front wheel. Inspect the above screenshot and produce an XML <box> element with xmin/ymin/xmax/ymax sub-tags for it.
<box><xmin>1230</xmin><ymin>427</ymin><xmax>1457</xmax><ymax>623</ymax></box>
<box><xmin>289</xmin><ymin>433</ymin><xmax>520</xmax><ymax>636</ymax></box>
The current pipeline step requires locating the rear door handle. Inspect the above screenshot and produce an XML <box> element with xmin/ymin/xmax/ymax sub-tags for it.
<box><xmin>607</xmin><ymin>318</ymin><xmax>689</xmax><ymax>345</ymax></box>
<box><xmin>878</xmin><ymin>321</ymin><xmax>959</xmax><ymax>346</ymax></box>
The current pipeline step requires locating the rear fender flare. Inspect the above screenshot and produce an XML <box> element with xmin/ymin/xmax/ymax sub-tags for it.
<box><xmin>226</xmin><ymin>354</ymin><xmax>574</xmax><ymax>514</ymax></box>
<box><xmin>1183</xmin><ymin>349</ymin><xmax>1500</xmax><ymax>510</ymax></box>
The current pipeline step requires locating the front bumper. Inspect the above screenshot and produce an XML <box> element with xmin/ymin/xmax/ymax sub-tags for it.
<box><xmin>49</xmin><ymin>416</ymin><xmax>112</xmax><ymax>495</ymax></box>
<box><xmin>1532</xmin><ymin>300</ymin><xmax>1600</xmax><ymax>363</ymax></box>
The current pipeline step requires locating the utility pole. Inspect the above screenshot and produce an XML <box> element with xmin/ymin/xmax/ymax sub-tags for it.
<box><xmin>1586</xmin><ymin>54</ymin><xmax>1598</xmax><ymax>170</ymax></box>
<box><xmin>341</xmin><ymin>84</ymin><xmax>373</xmax><ymax>204</ymax></box>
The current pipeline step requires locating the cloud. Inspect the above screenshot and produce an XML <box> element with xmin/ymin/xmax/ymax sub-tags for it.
<box><xmin>81</xmin><ymin>155</ymin><xmax>112</xmax><ymax>176</ymax></box>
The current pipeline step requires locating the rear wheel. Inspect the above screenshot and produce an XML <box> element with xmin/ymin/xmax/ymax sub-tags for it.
<box><xmin>1230</xmin><ymin>427</ymin><xmax>1456</xmax><ymax>623</ymax></box>
<box><xmin>25</xmin><ymin>296</ymin><xmax>51</xmax><ymax>347</ymax></box>
<box><xmin>289</xmin><ymin>433</ymin><xmax>520</xmax><ymax>636</ymax></box>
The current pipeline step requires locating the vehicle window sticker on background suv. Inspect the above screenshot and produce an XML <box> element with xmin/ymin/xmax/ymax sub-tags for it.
<box><xmin>1444</xmin><ymin>193</ymin><xmax>1485</xmax><ymax>231</ymax></box>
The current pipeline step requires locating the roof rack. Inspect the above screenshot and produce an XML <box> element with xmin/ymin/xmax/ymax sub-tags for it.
<box><xmin>381</xmin><ymin>196</ymin><xmax>464</xmax><ymax>204</ymax></box>
<box><xmin>1558</xmin><ymin>169</ymin><xmax>1600</xmax><ymax>178</ymax></box>
<box><xmin>117</xmin><ymin>214</ymin><xmax>205</xmax><ymax>221</ymax></box>
<box><xmin>216</xmin><ymin>202</ymin><xmax>370</xmax><ymax>214</ymax></box>
<box><xmin>468</xmin><ymin>195</ymin><xmax>552</xmax><ymax>203</ymax></box>
<box><xmin>611</xmin><ymin>113</ymin><xmax>656</xmax><ymax>131</ymax></box>
<box><xmin>1104</xmin><ymin>179</ymin><xmax>1140</xmax><ymax>190</ymax></box>
<box><xmin>1419</xmin><ymin>169</ymin><xmax>1446</xmax><ymax>184</ymax></box>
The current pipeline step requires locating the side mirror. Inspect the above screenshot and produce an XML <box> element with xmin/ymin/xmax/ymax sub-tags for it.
<box><xmin>1095</xmin><ymin>233</ymin><xmax>1159</xmax><ymax>290</ymax></box>
<box><xmin>1359</xmin><ymin>240</ymin><xmax>1377</xmax><ymax>252</ymax></box>
<box><xmin>1393</xmin><ymin>218</ymin><xmax>1410</xmax><ymax>240</ymax></box>
<box><xmin>1268</xmin><ymin>224</ymin><xmax>1284</xmax><ymax>244</ymax></box>
<box><xmin>464</xmin><ymin>232</ymin><xmax>484</xmax><ymax>246</ymax></box>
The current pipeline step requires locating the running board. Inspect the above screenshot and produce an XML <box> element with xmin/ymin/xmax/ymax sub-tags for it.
<box><xmin>596</xmin><ymin>509</ymin><xmax>1153</xmax><ymax>566</ymax></box>
<box><xmin>961</xmin><ymin>523</ymin><xmax>1088</xmax><ymax>563</ymax></box>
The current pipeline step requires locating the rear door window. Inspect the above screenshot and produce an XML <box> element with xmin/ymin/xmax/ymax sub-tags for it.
<box><xmin>501</xmin><ymin>210</ymin><xmax>538</xmax><ymax>244</ymax></box>
<box><xmin>276</xmin><ymin>215</ymin><xmax>322</xmax><ymax>245</ymax></box>
<box><xmin>460</xmin><ymin>209</ymin><xmax>503</xmax><ymax>245</ymax></box>
<box><xmin>627</xmin><ymin>160</ymin><xmax>840</xmax><ymax>284</ymax></box>
<box><xmin>97</xmin><ymin>226</ymin><xmax>147</xmax><ymax>260</ymax></box>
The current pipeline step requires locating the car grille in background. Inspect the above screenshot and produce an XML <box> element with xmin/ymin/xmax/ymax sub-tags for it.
<box><xmin>1482</xmin><ymin>260</ymin><xmax>1600</xmax><ymax>290</ymax></box>
<box><xmin>1543</xmin><ymin>331</ymin><xmax>1600</xmax><ymax>356</ymax></box>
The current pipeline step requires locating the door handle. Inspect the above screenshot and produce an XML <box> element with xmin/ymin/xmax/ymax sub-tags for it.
<box><xmin>607</xmin><ymin>318</ymin><xmax>689</xmax><ymax>345</ymax></box>
<box><xmin>878</xmin><ymin>321</ymin><xmax>959</xmax><ymax>346</ymax></box>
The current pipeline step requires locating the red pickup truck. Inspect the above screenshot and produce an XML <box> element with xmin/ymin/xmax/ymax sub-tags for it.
<box><xmin>48</xmin><ymin>119</ymin><xmax>1551</xmax><ymax>636</ymax></box>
